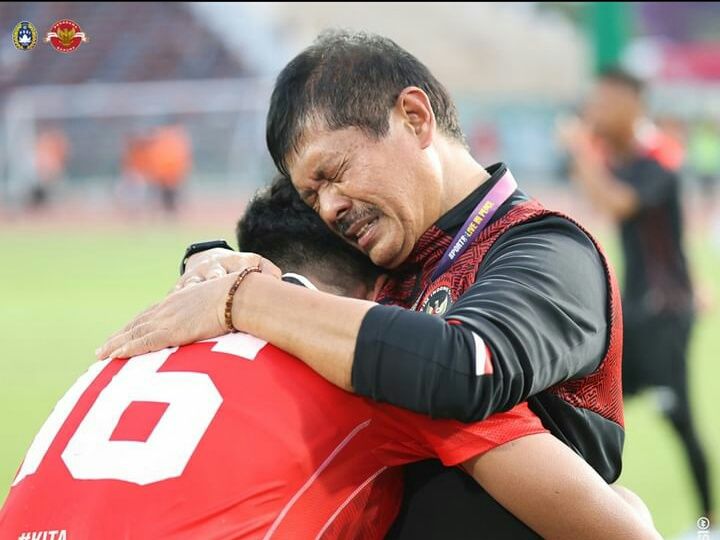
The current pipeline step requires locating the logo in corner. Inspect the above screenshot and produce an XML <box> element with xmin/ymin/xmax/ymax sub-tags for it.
<box><xmin>420</xmin><ymin>286</ymin><xmax>453</xmax><ymax>316</ymax></box>
<box><xmin>12</xmin><ymin>21</ymin><xmax>38</xmax><ymax>51</ymax></box>
<box><xmin>45</xmin><ymin>19</ymin><xmax>88</xmax><ymax>53</ymax></box>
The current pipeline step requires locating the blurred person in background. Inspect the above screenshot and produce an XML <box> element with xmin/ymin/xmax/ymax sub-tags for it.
<box><xmin>116</xmin><ymin>132</ymin><xmax>151</xmax><ymax>215</ymax></box>
<box><xmin>559</xmin><ymin>67</ymin><xmax>714</xmax><ymax>528</ymax></box>
<box><xmin>144</xmin><ymin>125</ymin><xmax>192</xmax><ymax>214</ymax></box>
<box><xmin>28</xmin><ymin>127</ymin><xmax>69</xmax><ymax>210</ymax></box>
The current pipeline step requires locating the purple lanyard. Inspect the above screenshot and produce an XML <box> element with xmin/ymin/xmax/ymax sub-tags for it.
<box><xmin>430</xmin><ymin>170</ymin><xmax>518</xmax><ymax>281</ymax></box>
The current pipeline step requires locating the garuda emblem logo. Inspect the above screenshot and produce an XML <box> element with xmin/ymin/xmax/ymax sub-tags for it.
<box><xmin>420</xmin><ymin>286</ymin><xmax>453</xmax><ymax>317</ymax></box>
<box><xmin>45</xmin><ymin>19</ymin><xmax>88</xmax><ymax>53</ymax></box>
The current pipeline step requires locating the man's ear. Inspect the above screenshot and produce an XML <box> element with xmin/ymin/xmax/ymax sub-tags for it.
<box><xmin>395</xmin><ymin>86</ymin><xmax>436</xmax><ymax>149</ymax></box>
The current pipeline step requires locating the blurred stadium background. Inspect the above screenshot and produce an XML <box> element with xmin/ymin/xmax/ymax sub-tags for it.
<box><xmin>0</xmin><ymin>3</ymin><xmax>718</xmax><ymax>538</ymax></box>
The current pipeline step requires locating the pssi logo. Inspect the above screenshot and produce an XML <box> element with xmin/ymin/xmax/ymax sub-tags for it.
<box><xmin>12</xmin><ymin>21</ymin><xmax>38</xmax><ymax>51</ymax></box>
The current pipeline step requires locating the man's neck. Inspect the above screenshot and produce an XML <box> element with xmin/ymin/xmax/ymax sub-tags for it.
<box><xmin>606</xmin><ymin>136</ymin><xmax>638</xmax><ymax>164</ymax></box>
<box><xmin>438</xmin><ymin>142</ymin><xmax>491</xmax><ymax>216</ymax></box>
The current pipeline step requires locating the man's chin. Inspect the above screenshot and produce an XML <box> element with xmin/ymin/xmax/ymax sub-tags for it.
<box><xmin>366</xmin><ymin>244</ymin><xmax>388</xmax><ymax>267</ymax></box>
<box><xmin>368</xmin><ymin>242</ymin><xmax>406</xmax><ymax>270</ymax></box>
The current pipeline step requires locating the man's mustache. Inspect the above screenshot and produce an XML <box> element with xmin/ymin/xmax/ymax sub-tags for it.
<box><xmin>336</xmin><ymin>205</ymin><xmax>382</xmax><ymax>237</ymax></box>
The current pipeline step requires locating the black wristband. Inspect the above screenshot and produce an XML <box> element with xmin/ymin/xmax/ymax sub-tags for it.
<box><xmin>180</xmin><ymin>240</ymin><xmax>234</xmax><ymax>275</ymax></box>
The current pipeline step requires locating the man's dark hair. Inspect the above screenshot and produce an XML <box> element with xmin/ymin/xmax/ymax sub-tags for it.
<box><xmin>266</xmin><ymin>30</ymin><xmax>465</xmax><ymax>177</ymax></box>
<box><xmin>598</xmin><ymin>67</ymin><xmax>645</xmax><ymax>95</ymax></box>
<box><xmin>237</xmin><ymin>175</ymin><xmax>382</xmax><ymax>293</ymax></box>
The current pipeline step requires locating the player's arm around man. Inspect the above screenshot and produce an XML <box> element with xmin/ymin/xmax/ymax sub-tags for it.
<box><xmin>461</xmin><ymin>433</ymin><xmax>659</xmax><ymax>540</ymax></box>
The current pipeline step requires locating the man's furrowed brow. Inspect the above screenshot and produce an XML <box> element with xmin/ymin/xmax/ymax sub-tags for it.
<box><xmin>310</xmin><ymin>149</ymin><xmax>348</xmax><ymax>181</ymax></box>
<box><xmin>311</xmin><ymin>160</ymin><xmax>334</xmax><ymax>181</ymax></box>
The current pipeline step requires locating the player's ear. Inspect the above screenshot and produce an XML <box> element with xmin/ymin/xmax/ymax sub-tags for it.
<box><xmin>368</xmin><ymin>275</ymin><xmax>389</xmax><ymax>301</ymax></box>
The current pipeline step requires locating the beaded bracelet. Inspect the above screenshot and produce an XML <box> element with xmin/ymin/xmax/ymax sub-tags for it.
<box><xmin>224</xmin><ymin>266</ymin><xmax>261</xmax><ymax>332</ymax></box>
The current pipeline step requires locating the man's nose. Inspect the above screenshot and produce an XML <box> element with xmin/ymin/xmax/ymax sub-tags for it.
<box><xmin>318</xmin><ymin>188</ymin><xmax>351</xmax><ymax>229</ymax></box>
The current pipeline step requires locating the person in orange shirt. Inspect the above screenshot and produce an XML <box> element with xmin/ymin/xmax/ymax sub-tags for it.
<box><xmin>117</xmin><ymin>133</ymin><xmax>151</xmax><ymax>215</ymax></box>
<box><xmin>144</xmin><ymin>125</ymin><xmax>192</xmax><ymax>213</ymax></box>
<box><xmin>29</xmin><ymin>128</ymin><xmax>69</xmax><ymax>209</ymax></box>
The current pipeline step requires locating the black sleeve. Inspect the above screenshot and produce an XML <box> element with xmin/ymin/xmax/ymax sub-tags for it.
<box><xmin>386</xmin><ymin>462</ymin><xmax>540</xmax><ymax>540</ymax></box>
<box><xmin>351</xmin><ymin>216</ymin><xmax>608</xmax><ymax>422</ymax></box>
<box><xmin>622</xmin><ymin>159</ymin><xmax>675</xmax><ymax>213</ymax></box>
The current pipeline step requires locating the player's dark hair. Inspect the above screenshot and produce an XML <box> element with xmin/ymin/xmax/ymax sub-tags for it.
<box><xmin>237</xmin><ymin>175</ymin><xmax>382</xmax><ymax>293</ymax></box>
<box><xmin>266</xmin><ymin>30</ymin><xmax>465</xmax><ymax>177</ymax></box>
<box><xmin>598</xmin><ymin>67</ymin><xmax>645</xmax><ymax>95</ymax></box>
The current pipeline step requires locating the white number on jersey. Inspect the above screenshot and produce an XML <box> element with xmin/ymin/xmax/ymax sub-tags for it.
<box><xmin>13</xmin><ymin>333</ymin><xmax>267</xmax><ymax>486</ymax></box>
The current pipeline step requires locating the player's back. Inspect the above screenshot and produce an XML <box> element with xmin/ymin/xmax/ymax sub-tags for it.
<box><xmin>0</xmin><ymin>333</ymin><xmax>402</xmax><ymax>540</ymax></box>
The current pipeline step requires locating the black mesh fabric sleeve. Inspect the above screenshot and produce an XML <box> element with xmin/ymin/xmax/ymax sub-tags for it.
<box><xmin>352</xmin><ymin>216</ymin><xmax>608</xmax><ymax>421</ymax></box>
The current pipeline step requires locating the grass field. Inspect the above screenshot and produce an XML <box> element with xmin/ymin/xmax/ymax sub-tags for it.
<box><xmin>0</xmin><ymin>224</ymin><xmax>718</xmax><ymax>538</ymax></box>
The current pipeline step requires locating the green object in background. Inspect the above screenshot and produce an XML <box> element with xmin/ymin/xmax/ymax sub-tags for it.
<box><xmin>585</xmin><ymin>2</ymin><xmax>634</xmax><ymax>73</ymax></box>
<box><xmin>689</xmin><ymin>123</ymin><xmax>720</xmax><ymax>175</ymax></box>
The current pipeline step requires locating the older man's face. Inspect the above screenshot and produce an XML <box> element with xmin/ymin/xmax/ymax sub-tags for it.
<box><xmin>288</xmin><ymin>113</ymin><xmax>443</xmax><ymax>269</ymax></box>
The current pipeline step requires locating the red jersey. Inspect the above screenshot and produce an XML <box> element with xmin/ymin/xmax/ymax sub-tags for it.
<box><xmin>0</xmin><ymin>333</ymin><xmax>546</xmax><ymax>540</ymax></box>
